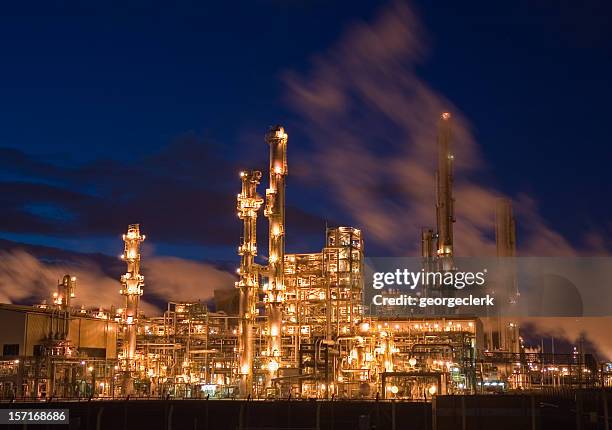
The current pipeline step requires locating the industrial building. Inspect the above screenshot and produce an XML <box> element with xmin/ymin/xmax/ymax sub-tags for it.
<box><xmin>0</xmin><ymin>115</ymin><xmax>604</xmax><ymax>400</ymax></box>
<box><xmin>0</xmin><ymin>300</ymin><xmax>117</xmax><ymax>399</ymax></box>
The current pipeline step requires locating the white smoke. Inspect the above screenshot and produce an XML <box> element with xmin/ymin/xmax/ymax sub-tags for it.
<box><xmin>519</xmin><ymin>317</ymin><xmax>612</xmax><ymax>361</ymax></box>
<box><xmin>144</xmin><ymin>256</ymin><xmax>235</xmax><ymax>304</ymax></box>
<box><xmin>0</xmin><ymin>250</ymin><xmax>234</xmax><ymax>315</ymax></box>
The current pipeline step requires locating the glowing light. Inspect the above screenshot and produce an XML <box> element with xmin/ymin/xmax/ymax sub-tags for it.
<box><xmin>390</xmin><ymin>385</ymin><xmax>399</xmax><ymax>394</ymax></box>
<box><xmin>268</xmin><ymin>360</ymin><xmax>279</xmax><ymax>372</ymax></box>
<box><xmin>409</xmin><ymin>357</ymin><xmax>417</xmax><ymax>367</ymax></box>
<box><xmin>428</xmin><ymin>385</ymin><xmax>437</xmax><ymax>395</ymax></box>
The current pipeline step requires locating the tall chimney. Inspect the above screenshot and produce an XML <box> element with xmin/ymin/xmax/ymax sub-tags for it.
<box><xmin>436</xmin><ymin>112</ymin><xmax>455</xmax><ymax>269</ymax></box>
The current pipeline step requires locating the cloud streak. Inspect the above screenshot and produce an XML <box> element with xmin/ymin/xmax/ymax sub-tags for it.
<box><xmin>284</xmin><ymin>1</ymin><xmax>583</xmax><ymax>257</ymax></box>
<box><xmin>0</xmin><ymin>249</ymin><xmax>235</xmax><ymax>315</ymax></box>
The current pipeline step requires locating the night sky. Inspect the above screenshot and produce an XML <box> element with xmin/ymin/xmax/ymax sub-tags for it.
<box><xmin>1</xmin><ymin>0</ymin><xmax>611</xmax><ymax>263</ymax></box>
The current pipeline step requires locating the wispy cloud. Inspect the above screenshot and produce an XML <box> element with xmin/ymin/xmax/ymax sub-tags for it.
<box><xmin>284</xmin><ymin>1</ymin><xmax>589</xmax><ymax>257</ymax></box>
<box><xmin>0</xmin><ymin>249</ymin><xmax>235</xmax><ymax>314</ymax></box>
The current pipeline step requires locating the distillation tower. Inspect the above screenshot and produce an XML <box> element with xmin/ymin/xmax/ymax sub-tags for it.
<box><xmin>263</xmin><ymin>126</ymin><xmax>288</xmax><ymax>380</ymax></box>
<box><xmin>236</xmin><ymin>170</ymin><xmax>264</xmax><ymax>396</ymax></box>
<box><xmin>119</xmin><ymin>224</ymin><xmax>146</xmax><ymax>394</ymax></box>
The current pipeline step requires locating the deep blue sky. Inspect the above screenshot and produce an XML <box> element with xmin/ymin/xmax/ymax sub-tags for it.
<box><xmin>0</xmin><ymin>0</ymin><xmax>610</xmax><ymax>261</ymax></box>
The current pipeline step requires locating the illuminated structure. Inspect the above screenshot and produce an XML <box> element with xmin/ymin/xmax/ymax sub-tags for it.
<box><xmin>119</xmin><ymin>224</ymin><xmax>145</xmax><ymax>395</ymax></box>
<box><xmin>422</xmin><ymin>113</ymin><xmax>454</xmax><ymax>276</ymax></box>
<box><xmin>283</xmin><ymin>226</ymin><xmax>365</xmax><ymax>397</ymax></box>
<box><xmin>435</xmin><ymin>112</ymin><xmax>455</xmax><ymax>271</ymax></box>
<box><xmin>263</xmin><ymin>126</ymin><xmax>288</xmax><ymax>381</ymax></box>
<box><xmin>0</xmin><ymin>301</ymin><xmax>118</xmax><ymax>399</ymax></box>
<box><xmin>236</xmin><ymin>170</ymin><xmax>263</xmax><ymax>396</ymax></box>
<box><xmin>53</xmin><ymin>274</ymin><xmax>77</xmax><ymax>310</ymax></box>
<box><xmin>481</xmin><ymin>198</ymin><xmax>520</xmax><ymax>356</ymax></box>
<box><xmin>0</xmin><ymin>116</ymin><xmax>608</xmax><ymax>401</ymax></box>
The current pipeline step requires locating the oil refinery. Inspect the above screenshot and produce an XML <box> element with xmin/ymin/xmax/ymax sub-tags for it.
<box><xmin>0</xmin><ymin>114</ymin><xmax>607</xmax><ymax>402</ymax></box>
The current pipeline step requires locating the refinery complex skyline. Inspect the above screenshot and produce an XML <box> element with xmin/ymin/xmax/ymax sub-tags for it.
<box><xmin>0</xmin><ymin>114</ymin><xmax>609</xmax><ymax>402</ymax></box>
<box><xmin>0</xmin><ymin>0</ymin><xmax>611</xmax><ymax>410</ymax></box>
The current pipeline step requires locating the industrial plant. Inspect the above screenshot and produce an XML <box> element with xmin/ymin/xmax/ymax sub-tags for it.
<box><xmin>0</xmin><ymin>115</ymin><xmax>608</xmax><ymax>401</ymax></box>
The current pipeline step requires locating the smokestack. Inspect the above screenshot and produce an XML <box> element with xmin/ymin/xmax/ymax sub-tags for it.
<box><xmin>436</xmin><ymin>112</ymin><xmax>455</xmax><ymax>269</ymax></box>
<box><xmin>119</xmin><ymin>223</ymin><xmax>145</xmax><ymax>395</ymax></box>
<box><xmin>495</xmin><ymin>198</ymin><xmax>516</xmax><ymax>258</ymax></box>
<box><xmin>236</xmin><ymin>170</ymin><xmax>263</xmax><ymax>397</ymax></box>
<box><xmin>264</xmin><ymin>125</ymin><xmax>288</xmax><ymax>380</ymax></box>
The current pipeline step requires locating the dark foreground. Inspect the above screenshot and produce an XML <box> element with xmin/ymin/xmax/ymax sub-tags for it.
<box><xmin>0</xmin><ymin>389</ymin><xmax>610</xmax><ymax>430</ymax></box>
